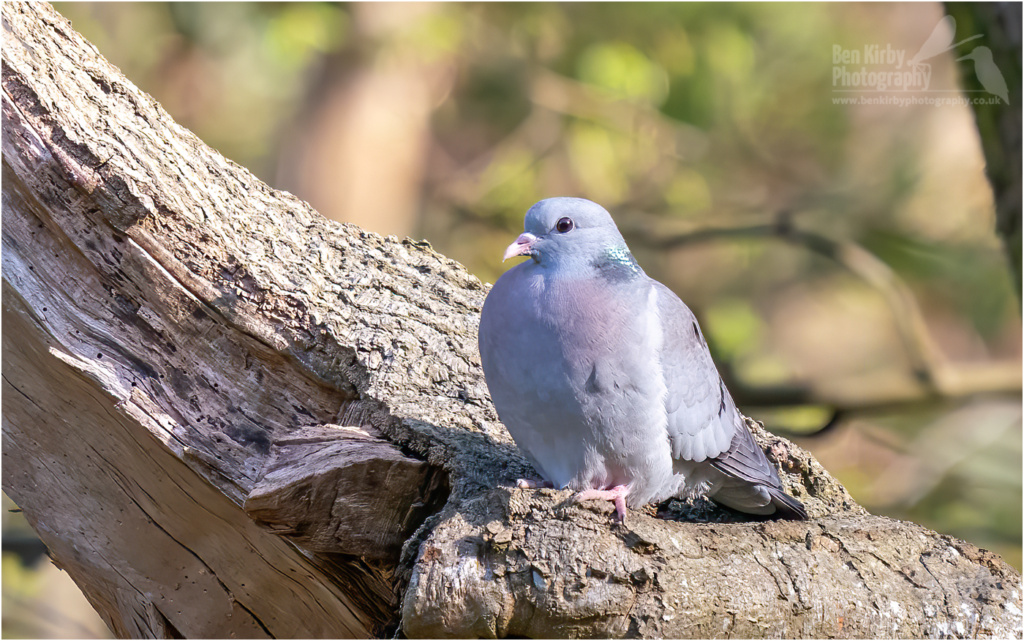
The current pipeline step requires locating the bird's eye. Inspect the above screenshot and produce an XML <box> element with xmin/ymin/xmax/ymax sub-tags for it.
<box><xmin>555</xmin><ymin>217</ymin><xmax>574</xmax><ymax>233</ymax></box>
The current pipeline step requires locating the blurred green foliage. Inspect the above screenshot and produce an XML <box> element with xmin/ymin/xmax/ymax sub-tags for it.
<box><xmin>10</xmin><ymin>3</ymin><xmax>1021</xmax><ymax>635</ymax></box>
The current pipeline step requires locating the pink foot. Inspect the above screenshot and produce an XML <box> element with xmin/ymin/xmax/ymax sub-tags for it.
<box><xmin>575</xmin><ymin>485</ymin><xmax>629</xmax><ymax>521</ymax></box>
<box><xmin>517</xmin><ymin>478</ymin><xmax>554</xmax><ymax>489</ymax></box>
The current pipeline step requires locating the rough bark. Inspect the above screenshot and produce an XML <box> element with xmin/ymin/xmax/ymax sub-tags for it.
<box><xmin>2</xmin><ymin>3</ymin><xmax>1020</xmax><ymax>639</ymax></box>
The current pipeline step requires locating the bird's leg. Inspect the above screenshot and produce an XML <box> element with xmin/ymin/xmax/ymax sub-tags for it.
<box><xmin>575</xmin><ymin>485</ymin><xmax>629</xmax><ymax>521</ymax></box>
<box><xmin>516</xmin><ymin>478</ymin><xmax>553</xmax><ymax>489</ymax></box>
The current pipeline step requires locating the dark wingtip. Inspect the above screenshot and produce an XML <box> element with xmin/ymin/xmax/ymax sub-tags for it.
<box><xmin>769</xmin><ymin>488</ymin><xmax>809</xmax><ymax>520</ymax></box>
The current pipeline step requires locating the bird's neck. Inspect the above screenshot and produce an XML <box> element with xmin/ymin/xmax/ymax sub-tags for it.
<box><xmin>589</xmin><ymin>244</ymin><xmax>643</xmax><ymax>283</ymax></box>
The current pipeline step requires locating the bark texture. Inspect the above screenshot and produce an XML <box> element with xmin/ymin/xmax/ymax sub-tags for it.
<box><xmin>243</xmin><ymin>424</ymin><xmax>450</xmax><ymax>561</ymax></box>
<box><xmin>2</xmin><ymin>3</ymin><xmax>1021</xmax><ymax>638</ymax></box>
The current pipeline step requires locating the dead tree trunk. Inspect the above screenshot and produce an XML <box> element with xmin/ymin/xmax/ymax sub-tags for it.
<box><xmin>2</xmin><ymin>3</ymin><xmax>1020</xmax><ymax>638</ymax></box>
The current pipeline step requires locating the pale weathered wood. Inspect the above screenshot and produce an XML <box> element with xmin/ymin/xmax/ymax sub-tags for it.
<box><xmin>2</xmin><ymin>1</ymin><xmax>444</xmax><ymax>636</ymax></box>
<box><xmin>2</xmin><ymin>2</ymin><xmax>1020</xmax><ymax>639</ymax></box>
<box><xmin>244</xmin><ymin>425</ymin><xmax>450</xmax><ymax>560</ymax></box>
<box><xmin>3</xmin><ymin>287</ymin><xmax>373</xmax><ymax>638</ymax></box>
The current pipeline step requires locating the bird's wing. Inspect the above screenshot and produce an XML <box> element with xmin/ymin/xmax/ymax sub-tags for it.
<box><xmin>709</xmin><ymin>414</ymin><xmax>783</xmax><ymax>490</ymax></box>
<box><xmin>653</xmin><ymin>282</ymin><xmax>787</xmax><ymax>490</ymax></box>
<box><xmin>652</xmin><ymin>281</ymin><xmax>738</xmax><ymax>463</ymax></box>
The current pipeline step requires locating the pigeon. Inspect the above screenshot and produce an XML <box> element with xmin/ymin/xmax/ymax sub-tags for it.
<box><xmin>478</xmin><ymin>197</ymin><xmax>807</xmax><ymax>521</ymax></box>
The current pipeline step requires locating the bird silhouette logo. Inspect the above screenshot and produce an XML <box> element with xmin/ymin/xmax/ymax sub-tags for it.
<box><xmin>909</xmin><ymin>16</ymin><xmax>1008</xmax><ymax>104</ymax></box>
<box><xmin>957</xmin><ymin>46</ymin><xmax>1009</xmax><ymax>104</ymax></box>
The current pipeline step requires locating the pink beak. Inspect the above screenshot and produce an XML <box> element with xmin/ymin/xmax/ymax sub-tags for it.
<box><xmin>503</xmin><ymin>233</ymin><xmax>537</xmax><ymax>261</ymax></box>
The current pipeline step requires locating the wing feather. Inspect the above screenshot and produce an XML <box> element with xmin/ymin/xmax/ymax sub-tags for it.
<box><xmin>711</xmin><ymin>421</ymin><xmax>782</xmax><ymax>488</ymax></box>
<box><xmin>653</xmin><ymin>282</ymin><xmax>790</xmax><ymax>493</ymax></box>
<box><xmin>653</xmin><ymin>282</ymin><xmax>736</xmax><ymax>463</ymax></box>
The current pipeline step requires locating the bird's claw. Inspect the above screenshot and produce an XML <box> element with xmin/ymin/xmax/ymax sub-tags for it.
<box><xmin>575</xmin><ymin>485</ymin><xmax>629</xmax><ymax>521</ymax></box>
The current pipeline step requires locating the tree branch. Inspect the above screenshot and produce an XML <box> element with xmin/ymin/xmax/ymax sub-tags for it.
<box><xmin>2</xmin><ymin>3</ymin><xmax>1020</xmax><ymax>638</ymax></box>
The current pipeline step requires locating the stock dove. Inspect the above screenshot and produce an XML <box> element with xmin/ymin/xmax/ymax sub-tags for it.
<box><xmin>478</xmin><ymin>197</ymin><xmax>807</xmax><ymax>521</ymax></box>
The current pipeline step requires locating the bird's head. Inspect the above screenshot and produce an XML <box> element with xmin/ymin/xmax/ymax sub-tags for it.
<box><xmin>956</xmin><ymin>45</ymin><xmax>993</xmax><ymax>64</ymax></box>
<box><xmin>503</xmin><ymin>197</ymin><xmax>641</xmax><ymax>278</ymax></box>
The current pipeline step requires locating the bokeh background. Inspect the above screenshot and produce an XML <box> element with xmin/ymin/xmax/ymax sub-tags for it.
<box><xmin>4</xmin><ymin>3</ymin><xmax>1020</xmax><ymax>637</ymax></box>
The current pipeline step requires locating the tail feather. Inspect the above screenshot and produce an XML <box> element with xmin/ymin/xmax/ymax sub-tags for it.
<box><xmin>767</xmin><ymin>486</ymin><xmax>808</xmax><ymax>520</ymax></box>
<box><xmin>710</xmin><ymin>481</ymin><xmax>809</xmax><ymax>520</ymax></box>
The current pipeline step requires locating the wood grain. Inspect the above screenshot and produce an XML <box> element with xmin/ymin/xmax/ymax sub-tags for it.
<box><xmin>2</xmin><ymin>3</ymin><xmax>1020</xmax><ymax>638</ymax></box>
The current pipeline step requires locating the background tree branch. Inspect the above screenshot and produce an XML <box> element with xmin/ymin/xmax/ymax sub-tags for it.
<box><xmin>2</xmin><ymin>3</ymin><xmax>1020</xmax><ymax>638</ymax></box>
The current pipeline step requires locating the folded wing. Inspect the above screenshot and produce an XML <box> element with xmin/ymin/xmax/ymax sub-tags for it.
<box><xmin>652</xmin><ymin>282</ymin><xmax>807</xmax><ymax>519</ymax></box>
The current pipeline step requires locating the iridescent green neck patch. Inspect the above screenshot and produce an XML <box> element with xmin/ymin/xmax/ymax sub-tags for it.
<box><xmin>592</xmin><ymin>245</ymin><xmax>642</xmax><ymax>282</ymax></box>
